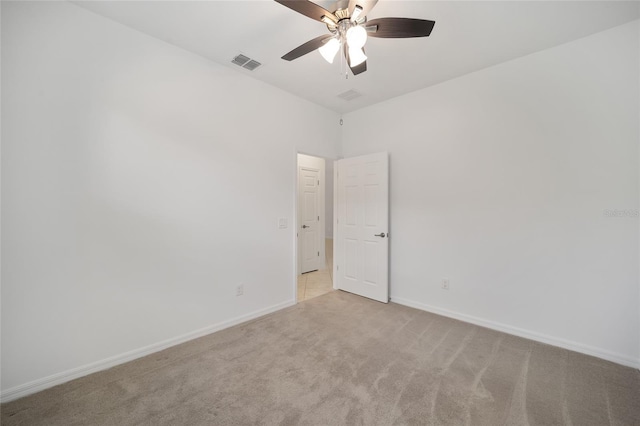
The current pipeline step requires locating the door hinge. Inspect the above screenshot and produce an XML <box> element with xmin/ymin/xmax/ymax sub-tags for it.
<box><xmin>337</xmin><ymin>265</ymin><xmax>339</xmax><ymax>271</ymax></box>
<box><xmin>317</xmin><ymin>251</ymin><xmax>320</xmax><ymax>256</ymax></box>
<box><xmin>318</xmin><ymin>180</ymin><xmax>320</xmax><ymax>185</ymax></box>
<box><xmin>317</xmin><ymin>216</ymin><xmax>320</xmax><ymax>221</ymax></box>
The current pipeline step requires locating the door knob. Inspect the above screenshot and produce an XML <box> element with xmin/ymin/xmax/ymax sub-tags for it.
<box><xmin>302</xmin><ymin>225</ymin><xmax>310</xmax><ymax>229</ymax></box>
<box><xmin>374</xmin><ymin>232</ymin><xmax>386</xmax><ymax>238</ymax></box>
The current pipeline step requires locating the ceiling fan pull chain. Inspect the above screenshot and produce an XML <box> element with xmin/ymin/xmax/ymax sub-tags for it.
<box><xmin>340</xmin><ymin>43</ymin><xmax>343</xmax><ymax>76</ymax></box>
<box><xmin>341</xmin><ymin>42</ymin><xmax>345</xmax><ymax>77</ymax></box>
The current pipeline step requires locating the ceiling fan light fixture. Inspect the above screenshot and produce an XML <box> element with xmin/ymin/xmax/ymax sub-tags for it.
<box><xmin>319</xmin><ymin>38</ymin><xmax>340</xmax><ymax>63</ymax></box>
<box><xmin>348</xmin><ymin>47</ymin><xmax>367</xmax><ymax>67</ymax></box>
<box><xmin>346</xmin><ymin>25</ymin><xmax>367</xmax><ymax>49</ymax></box>
<box><xmin>274</xmin><ymin>0</ymin><xmax>436</xmax><ymax>76</ymax></box>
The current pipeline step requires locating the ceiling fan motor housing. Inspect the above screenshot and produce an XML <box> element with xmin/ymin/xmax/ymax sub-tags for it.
<box><xmin>326</xmin><ymin>7</ymin><xmax>366</xmax><ymax>33</ymax></box>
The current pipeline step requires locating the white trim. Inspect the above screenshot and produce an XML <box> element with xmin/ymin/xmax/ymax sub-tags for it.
<box><xmin>0</xmin><ymin>300</ymin><xmax>296</xmax><ymax>403</ymax></box>
<box><xmin>391</xmin><ymin>296</ymin><xmax>640</xmax><ymax>370</ymax></box>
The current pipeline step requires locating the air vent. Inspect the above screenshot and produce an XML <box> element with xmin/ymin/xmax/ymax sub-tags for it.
<box><xmin>243</xmin><ymin>59</ymin><xmax>261</xmax><ymax>71</ymax></box>
<box><xmin>337</xmin><ymin>89</ymin><xmax>362</xmax><ymax>101</ymax></box>
<box><xmin>231</xmin><ymin>54</ymin><xmax>250</xmax><ymax>66</ymax></box>
<box><xmin>231</xmin><ymin>54</ymin><xmax>262</xmax><ymax>71</ymax></box>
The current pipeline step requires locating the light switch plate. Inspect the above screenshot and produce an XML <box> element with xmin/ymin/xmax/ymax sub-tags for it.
<box><xmin>278</xmin><ymin>218</ymin><xmax>288</xmax><ymax>229</ymax></box>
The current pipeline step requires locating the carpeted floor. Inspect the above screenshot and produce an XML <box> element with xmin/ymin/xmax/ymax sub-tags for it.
<box><xmin>2</xmin><ymin>290</ymin><xmax>639</xmax><ymax>425</ymax></box>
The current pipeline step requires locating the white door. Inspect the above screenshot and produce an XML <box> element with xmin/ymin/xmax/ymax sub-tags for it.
<box><xmin>299</xmin><ymin>166</ymin><xmax>322</xmax><ymax>273</ymax></box>
<box><xmin>335</xmin><ymin>152</ymin><xmax>389</xmax><ymax>303</ymax></box>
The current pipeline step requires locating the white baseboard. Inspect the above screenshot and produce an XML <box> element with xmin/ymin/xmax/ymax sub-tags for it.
<box><xmin>1</xmin><ymin>300</ymin><xmax>296</xmax><ymax>403</ymax></box>
<box><xmin>391</xmin><ymin>296</ymin><xmax>640</xmax><ymax>370</ymax></box>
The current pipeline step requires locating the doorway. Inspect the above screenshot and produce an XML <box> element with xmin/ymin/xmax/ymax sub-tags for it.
<box><xmin>296</xmin><ymin>153</ymin><xmax>334</xmax><ymax>302</ymax></box>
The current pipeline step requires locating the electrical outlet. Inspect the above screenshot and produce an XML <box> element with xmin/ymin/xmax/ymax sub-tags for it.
<box><xmin>441</xmin><ymin>278</ymin><xmax>450</xmax><ymax>290</ymax></box>
<box><xmin>236</xmin><ymin>284</ymin><xmax>244</xmax><ymax>296</ymax></box>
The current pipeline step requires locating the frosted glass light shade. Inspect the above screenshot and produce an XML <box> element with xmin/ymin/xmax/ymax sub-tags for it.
<box><xmin>346</xmin><ymin>25</ymin><xmax>367</xmax><ymax>49</ymax></box>
<box><xmin>319</xmin><ymin>38</ymin><xmax>340</xmax><ymax>63</ymax></box>
<box><xmin>351</xmin><ymin>5</ymin><xmax>363</xmax><ymax>22</ymax></box>
<box><xmin>348</xmin><ymin>47</ymin><xmax>367</xmax><ymax>66</ymax></box>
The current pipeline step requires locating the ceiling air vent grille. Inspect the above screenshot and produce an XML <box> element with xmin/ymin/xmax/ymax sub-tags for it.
<box><xmin>231</xmin><ymin>54</ymin><xmax>262</xmax><ymax>71</ymax></box>
<box><xmin>337</xmin><ymin>89</ymin><xmax>362</xmax><ymax>101</ymax></box>
<box><xmin>231</xmin><ymin>54</ymin><xmax>250</xmax><ymax>66</ymax></box>
<box><xmin>243</xmin><ymin>60</ymin><xmax>262</xmax><ymax>71</ymax></box>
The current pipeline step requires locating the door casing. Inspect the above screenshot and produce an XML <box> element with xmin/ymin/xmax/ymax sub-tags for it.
<box><xmin>296</xmin><ymin>154</ymin><xmax>326</xmax><ymax>275</ymax></box>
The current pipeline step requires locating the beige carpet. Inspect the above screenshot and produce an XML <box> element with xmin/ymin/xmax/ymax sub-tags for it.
<box><xmin>2</xmin><ymin>290</ymin><xmax>639</xmax><ymax>425</ymax></box>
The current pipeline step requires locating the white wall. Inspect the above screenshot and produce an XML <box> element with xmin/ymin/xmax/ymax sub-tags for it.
<box><xmin>342</xmin><ymin>21</ymin><xmax>640</xmax><ymax>367</ymax></box>
<box><xmin>1</xmin><ymin>1</ymin><xmax>339</xmax><ymax>397</ymax></box>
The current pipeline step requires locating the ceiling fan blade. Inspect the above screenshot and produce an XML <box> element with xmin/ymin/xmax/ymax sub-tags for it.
<box><xmin>366</xmin><ymin>17</ymin><xmax>435</xmax><ymax>38</ymax></box>
<box><xmin>348</xmin><ymin>0</ymin><xmax>379</xmax><ymax>18</ymax></box>
<box><xmin>275</xmin><ymin>0</ymin><xmax>338</xmax><ymax>24</ymax></box>
<box><xmin>345</xmin><ymin>46</ymin><xmax>367</xmax><ymax>76</ymax></box>
<box><xmin>282</xmin><ymin>34</ymin><xmax>333</xmax><ymax>61</ymax></box>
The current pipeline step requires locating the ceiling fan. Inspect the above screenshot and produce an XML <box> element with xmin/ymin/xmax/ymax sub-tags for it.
<box><xmin>274</xmin><ymin>0</ymin><xmax>435</xmax><ymax>76</ymax></box>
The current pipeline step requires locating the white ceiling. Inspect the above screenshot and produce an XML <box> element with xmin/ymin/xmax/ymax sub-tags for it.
<box><xmin>73</xmin><ymin>1</ymin><xmax>639</xmax><ymax>113</ymax></box>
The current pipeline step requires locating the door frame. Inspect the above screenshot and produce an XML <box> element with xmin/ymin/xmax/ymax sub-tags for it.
<box><xmin>293</xmin><ymin>150</ymin><xmax>336</xmax><ymax>302</ymax></box>
<box><xmin>297</xmin><ymin>154</ymin><xmax>326</xmax><ymax>274</ymax></box>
